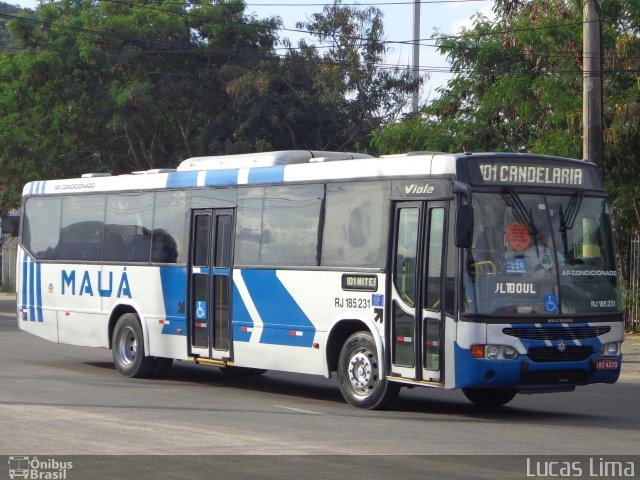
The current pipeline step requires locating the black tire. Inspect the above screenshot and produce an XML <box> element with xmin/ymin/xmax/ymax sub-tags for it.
<box><xmin>112</xmin><ymin>313</ymin><xmax>155</xmax><ymax>378</ymax></box>
<box><xmin>219</xmin><ymin>366</ymin><xmax>267</xmax><ymax>376</ymax></box>
<box><xmin>462</xmin><ymin>388</ymin><xmax>517</xmax><ymax>407</ymax></box>
<box><xmin>150</xmin><ymin>357</ymin><xmax>173</xmax><ymax>377</ymax></box>
<box><xmin>337</xmin><ymin>331</ymin><xmax>400</xmax><ymax>409</ymax></box>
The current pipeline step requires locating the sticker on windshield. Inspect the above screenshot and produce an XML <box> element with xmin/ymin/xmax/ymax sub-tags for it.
<box><xmin>541</xmin><ymin>253</ymin><xmax>554</xmax><ymax>269</ymax></box>
<box><xmin>506</xmin><ymin>222</ymin><xmax>531</xmax><ymax>251</ymax></box>
<box><xmin>505</xmin><ymin>258</ymin><xmax>526</xmax><ymax>273</ymax></box>
<box><xmin>544</xmin><ymin>294</ymin><xmax>559</xmax><ymax>313</ymax></box>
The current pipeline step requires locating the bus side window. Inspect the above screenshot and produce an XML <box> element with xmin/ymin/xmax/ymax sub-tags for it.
<box><xmin>152</xmin><ymin>191</ymin><xmax>189</xmax><ymax>264</ymax></box>
<box><xmin>59</xmin><ymin>195</ymin><xmax>105</xmax><ymax>261</ymax></box>
<box><xmin>322</xmin><ymin>181</ymin><xmax>390</xmax><ymax>268</ymax></box>
<box><xmin>22</xmin><ymin>196</ymin><xmax>62</xmax><ymax>260</ymax></box>
<box><xmin>103</xmin><ymin>226</ymin><xmax>127</xmax><ymax>261</ymax></box>
<box><xmin>425</xmin><ymin>207</ymin><xmax>444</xmax><ymax>311</ymax></box>
<box><xmin>105</xmin><ymin>192</ymin><xmax>154</xmax><ymax>263</ymax></box>
<box><xmin>260</xmin><ymin>185</ymin><xmax>323</xmax><ymax>267</ymax></box>
<box><xmin>394</xmin><ymin>208</ymin><xmax>418</xmax><ymax>306</ymax></box>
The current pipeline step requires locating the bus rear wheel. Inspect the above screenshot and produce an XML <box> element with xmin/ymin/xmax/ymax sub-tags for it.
<box><xmin>462</xmin><ymin>388</ymin><xmax>517</xmax><ymax>407</ymax></box>
<box><xmin>112</xmin><ymin>313</ymin><xmax>155</xmax><ymax>378</ymax></box>
<box><xmin>337</xmin><ymin>331</ymin><xmax>400</xmax><ymax>409</ymax></box>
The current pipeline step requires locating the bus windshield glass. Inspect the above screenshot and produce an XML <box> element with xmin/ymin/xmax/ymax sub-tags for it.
<box><xmin>462</xmin><ymin>192</ymin><xmax>618</xmax><ymax>316</ymax></box>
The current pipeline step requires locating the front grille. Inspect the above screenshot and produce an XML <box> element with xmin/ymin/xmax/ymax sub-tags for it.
<box><xmin>528</xmin><ymin>346</ymin><xmax>593</xmax><ymax>362</ymax></box>
<box><xmin>503</xmin><ymin>326</ymin><xmax>610</xmax><ymax>340</ymax></box>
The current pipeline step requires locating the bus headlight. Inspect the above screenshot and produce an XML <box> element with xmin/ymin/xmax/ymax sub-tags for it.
<box><xmin>600</xmin><ymin>342</ymin><xmax>619</xmax><ymax>356</ymax></box>
<box><xmin>486</xmin><ymin>346</ymin><xmax>500</xmax><ymax>360</ymax></box>
<box><xmin>502</xmin><ymin>346</ymin><xmax>517</xmax><ymax>359</ymax></box>
<box><xmin>471</xmin><ymin>345</ymin><xmax>519</xmax><ymax>360</ymax></box>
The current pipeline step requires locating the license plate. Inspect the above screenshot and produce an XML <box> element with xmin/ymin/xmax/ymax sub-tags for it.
<box><xmin>596</xmin><ymin>358</ymin><xmax>619</xmax><ymax>370</ymax></box>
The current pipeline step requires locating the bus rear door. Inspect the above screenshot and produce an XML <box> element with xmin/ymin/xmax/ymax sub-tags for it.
<box><xmin>189</xmin><ymin>209</ymin><xmax>234</xmax><ymax>362</ymax></box>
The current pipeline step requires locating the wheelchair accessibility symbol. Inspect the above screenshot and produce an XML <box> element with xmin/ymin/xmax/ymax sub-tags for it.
<box><xmin>196</xmin><ymin>301</ymin><xmax>207</xmax><ymax>319</ymax></box>
<box><xmin>544</xmin><ymin>294</ymin><xmax>559</xmax><ymax>313</ymax></box>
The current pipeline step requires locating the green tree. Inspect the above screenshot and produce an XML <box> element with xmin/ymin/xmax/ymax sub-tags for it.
<box><xmin>0</xmin><ymin>0</ymin><xmax>280</xmax><ymax>213</ymax></box>
<box><xmin>296</xmin><ymin>0</ymin><xmax>417</xmax><ymax>151</ymax></box>
<box><xmin>0</xmin><ymin>1</ymin><xmax>33</xmax><ymax>51</ymax></box>
<box><xmin>372</xmin><ymin>0</ymin><xmax>640</xmax><ymax>280</ymax></box>
<box><xmin>601</xmin><ymin>0</ymin><xmax>640</xmax><ymax>280</ymax></box>
<box><xmin>0</xmin><ymin>0</ymin><xmax>417</xmax><ymax>214</ymax></box>
<box><xmin>373</xmin><ymin>0</ymin><xmax>587</xmax><ymax>155</ymax></box>
<box><xmin>226</xmin><ymin>0</ymin><xmax>418</xmax><ymax>152</ymax></box>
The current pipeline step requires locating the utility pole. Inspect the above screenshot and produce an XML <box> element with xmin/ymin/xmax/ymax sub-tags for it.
<box><xmin>583</xmin><ymin>0</ymin><xmax>604</xmax><ymax>180</ymax></box>
<box><xmin>411</xmin><ymin>0</ymin><xmax>420</xmax><ymax>113</ymax></box>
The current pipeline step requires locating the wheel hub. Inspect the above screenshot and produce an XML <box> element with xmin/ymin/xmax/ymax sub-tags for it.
<box><xmin>116</xmin><ymin>326</ymin><xmax>137</xmax><ymax>366</ymax></box>
<box><xmin>348</xmin><ymin>350</ymin><xmax>378</xmax><ymax>394</ymax></box>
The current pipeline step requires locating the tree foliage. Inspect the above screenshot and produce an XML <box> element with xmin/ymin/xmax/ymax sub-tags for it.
<box><xmin>372</xmin><ymin>0</ymin><xmax>640</xmax><ymax>279</ymax></box>
<box><xmin>0</xmin><ymin>0</ymin><xmax>415</xmax><ymax>214</ymax></box>
<box><xmin>0</xmin><ymin>1</ymin><xmax>32</xmax><ymax>50</ymax></box>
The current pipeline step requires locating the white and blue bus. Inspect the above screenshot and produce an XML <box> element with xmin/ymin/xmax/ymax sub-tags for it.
<box><xmin>16</xmin><ymin>151</ymin><xmax>623</xmax><ymax>408</ymax></box>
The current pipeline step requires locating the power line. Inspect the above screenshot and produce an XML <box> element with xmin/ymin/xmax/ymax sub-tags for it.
<box><xmin>2</xmin><ymin>5</ymin><xmax>638</xmax><ymax>72</ymax></box>
<box><xmin>99</xmin><ymin>0</ymin><xmax>640</xmax><ymax>44</ymax></box>
<box><xmin>4</xmin><ymin>44</ymin><xmax>639</xmax><ymax>79</ymax></box>
<box><xmin>151</xmin><ymin>0</ymin><xmax>488</xmax><ymax>6</ymax></box>
<box><xmin>3</xmin><ymin>9</ymin><xmax>635</xmax><ymax>66</ymax></box>
<box><xmin>10</xmin><ymin>0</ymin><xmax>637</xmax><ymax>51</ymax></box>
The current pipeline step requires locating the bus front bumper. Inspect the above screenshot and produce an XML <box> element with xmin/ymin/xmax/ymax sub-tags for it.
<box><xmin>453</xmin><ymin>344</ymin><xmax>621</xmax><ymax>390</ymax></box>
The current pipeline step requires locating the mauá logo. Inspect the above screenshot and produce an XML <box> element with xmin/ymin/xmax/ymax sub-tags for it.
<box><xmin>61</xmin><ymin>268</ymin><xmax>132</xmax><ymax>298</ymax></box>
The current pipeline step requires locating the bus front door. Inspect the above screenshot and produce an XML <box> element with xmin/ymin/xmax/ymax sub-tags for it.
<box><xmin>390</xmin><ymin>202</ymin><xmax>446</xmax><ymax>384</ymax></box>
<box><xmin>189</xmin><ymin>209</ymin><xmax>233</xmax><ymax>361</ymax></box>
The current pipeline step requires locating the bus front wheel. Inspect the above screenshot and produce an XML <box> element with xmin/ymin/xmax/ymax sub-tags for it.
<box><xmin>112</xmin><ymin>313</ymin><xmax>155</xmax><ymax>378</ymax></box>
<box><xmin>337</xmin><ymin>331</ymin><xmax>400</xmax><ymax>409</ymax></box>
<box><xmin>462</xmin><ymin>388</ymin><xmax>517</xmax><ymax>407</ymax></box>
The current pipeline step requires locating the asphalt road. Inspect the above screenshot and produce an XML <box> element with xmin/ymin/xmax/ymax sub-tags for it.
<box><xmin>1</xmin><ymin>294</ymin><xmax>639</xmax><ymax>479</ymax></box>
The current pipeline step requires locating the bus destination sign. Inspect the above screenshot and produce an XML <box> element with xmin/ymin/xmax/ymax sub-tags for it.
<box><xmin>466</xmin><ymin>159</ymin><xmax>601</xmax><ymax>190</ymax></box>
<box><xmin>479</xmin><ymin>164</ymin><xmax>583</xmax><ymax>186</ymax></box>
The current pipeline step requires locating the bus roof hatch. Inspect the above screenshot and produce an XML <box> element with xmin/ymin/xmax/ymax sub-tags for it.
<box><xmin>177</xmin><ymin>150</ymin><xmax>372</xmax><ymax>171</ymax></box>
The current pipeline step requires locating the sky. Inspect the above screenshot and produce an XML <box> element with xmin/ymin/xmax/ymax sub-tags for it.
<box><xmin>244</xmin><ymin>0</ymin><xmax>494</xmax><ymax>98</ymax></box>
<box><xmin>8</xmin><ymin>0</ymin><xmax>495</xmax><ymax>101</ymax></box>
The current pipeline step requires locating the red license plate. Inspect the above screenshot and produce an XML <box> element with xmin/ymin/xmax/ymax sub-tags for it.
<box><xmin>596</xmin><ymin>358</ymin><xmax>619</xmax><ymax>370</ymax></box>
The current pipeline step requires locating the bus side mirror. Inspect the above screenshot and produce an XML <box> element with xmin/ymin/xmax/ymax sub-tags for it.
<box><xmin>455</xmin><ymin>204</ymin><xmax>473</xmax><ymax>248</ymax></box>
<box><xmin>453</xmin><ymin>181</ymin><xmax>473</xmax><ymax>248</ymax></box>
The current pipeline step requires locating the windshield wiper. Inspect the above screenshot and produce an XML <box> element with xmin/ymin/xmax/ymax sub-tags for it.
<box><xmin>559</xmin><ymin>191</ymin><xmax>584</xmax><ymax>260</ymax></box>
<box><xmin>506</xmin><ymin>188</ymin><xmax>539</xmax><ymax>253</ymax></box>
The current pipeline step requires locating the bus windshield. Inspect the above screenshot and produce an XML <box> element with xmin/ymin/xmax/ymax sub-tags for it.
<box><xmin>462</xmin><ymin>192</ymin><xmax>618</xmax><ymax>316</ymax></box>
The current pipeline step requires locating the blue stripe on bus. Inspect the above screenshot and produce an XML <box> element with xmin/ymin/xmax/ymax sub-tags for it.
<box><xmin>26</xmin><ymin>181</ymin><xmax>46</xmax><ymax>195</ymax></box>
<box><xmin>35</xmin><ymin>262</ymin><xmax>43</xmax><ymax>322</ymax></box>
<box><xmin>166</xmin><ymin>166</ymin><xmax>284</xmax><ymax>187</ymax></box>
<box><xmin>159</xmin><ymin>266</ymin><xmax>188</xmax><ymax>336</ymax></box>
<box><xmin>28</xmin><ymin>259</ymin><xmax>35</xmax><ymax>321</ymax></box>
<box><xmin>232</xmin><ymin>282</ymin><xmax>252</xmax><ymax>342</ymax></box>
<box><xmin>205</xmin><ymin>169</ymin><xmax>238</xmax><ymax>186</ymax></box>
<box><xmin>240</xmin><ymin>269</ymin><xmax>314</xmax><ymax>347</ymax></box>
<box><xmin>21</xmin><ymin>252</ymin><xmax>28</xmax><ymax>320</ymax></box>
<box><xmin>247</xmin><ymin>166</ymin><xmax>285</xmax><ymax>184</ymax></box>
<box><xmin>166</xmin><ymin>171</ymin><xmax>199</xmax><ymax>188</ymax></box>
